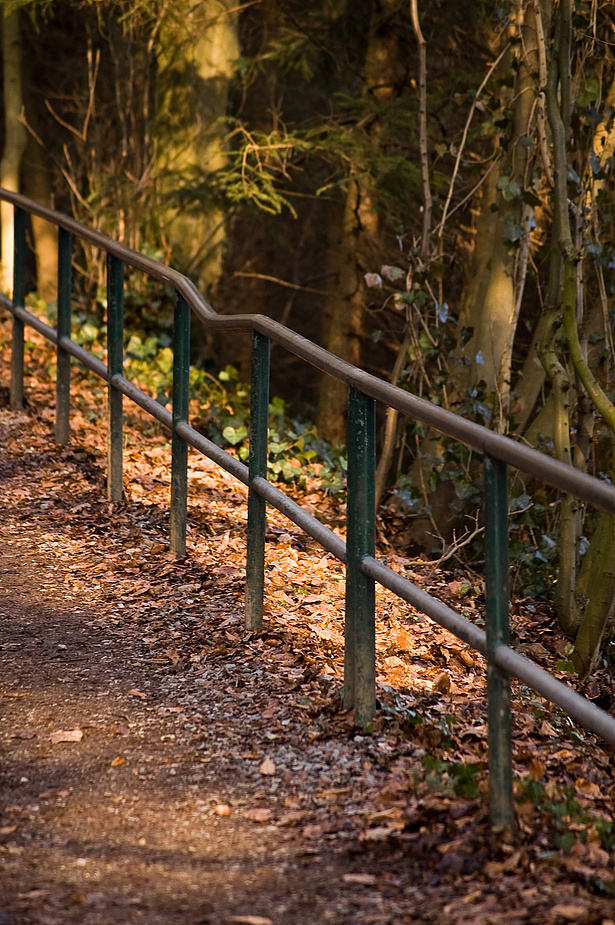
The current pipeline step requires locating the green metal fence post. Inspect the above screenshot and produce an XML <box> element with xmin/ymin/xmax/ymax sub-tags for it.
<box><xmin>245</xmin><ymin>331</ymin><xmax>270</xmax><ymax>631</ymax></box>
<box><xmin>56</xmin><ymin>228</ymin><xmax>72</xmax><ymax>444</ymax></box>
<box><xmin>170</xmin><ymin>293</ymin><xmax>190</xmax><ymax>555</ymax></box>
<box><xmin>10</xmin><ymin>207</ymin><xmax>27</xmax><ymax>410</ymax></box>
<box><xmin>345</xmin><ymin>387</ymin><xmax>376</xmax><ymax>726</ymax></box>
<box><xmin>484</xmin><ymin>452</ymin><xmax>514</xmax><ymax>831</ymax></box>
<box><xmin>107</xmin><ymin>254</ymin><xmax>124</xmax><ymax>501</ymax></box>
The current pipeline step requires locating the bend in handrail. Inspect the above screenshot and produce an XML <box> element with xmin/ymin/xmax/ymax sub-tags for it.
<box><xmin>2</xmin><ymin>187</ymin><xmax>615</xmax><ymax>516</ymax></box>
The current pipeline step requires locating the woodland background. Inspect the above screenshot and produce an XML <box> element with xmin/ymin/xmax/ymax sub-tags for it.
<box><xmin>2</xmin><ymin>0</ymin><xmax>615</xmax><ymax>675</ymax></box>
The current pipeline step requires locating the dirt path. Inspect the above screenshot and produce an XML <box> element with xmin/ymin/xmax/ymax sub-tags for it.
<box><xmin>1</xmin><ymin>391</ymin><xmax>614</xmax><ymax>923</ymax></box>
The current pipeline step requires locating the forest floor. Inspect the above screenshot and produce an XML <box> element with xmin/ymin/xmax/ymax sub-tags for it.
<box><xmin>1</xmin><ymin>318</ymin><xmax>615</xmax><ymax>925</ymax></box>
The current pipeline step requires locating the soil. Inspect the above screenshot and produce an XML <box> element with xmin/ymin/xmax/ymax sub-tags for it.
<box><xmin>1</xmin><ymin>323</ymin><xmax>615</xmax><ymax>925</ymax></box>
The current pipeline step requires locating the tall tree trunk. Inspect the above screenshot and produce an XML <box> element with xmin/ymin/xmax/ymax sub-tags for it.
<box><xmin>453</xmin><ymin>3</ymin><xmax>541</xmax><ymax>432</ymax></box>
<box><xmin>317</xmin><ymin>0</ymin><xmax>403</xmax><ymax>444</ymax></box>
<box><xmin>22</xmin><ymin>74</ymin><xmax>58</xmax><ymax>304</ymax></box>
<box><xmin>318</xmin><ymin>178</ymin><xmax>379</xmax><ymax>444</ymax></box>
<box><xmin>154</xmin><ymin>0</ymin><xmax>239</xmax><ymax>294</ymax></box>
<box><xmin>1</xmin><ymin>10</ymin><xmax>26</xmax><ymax>296</ymax></box>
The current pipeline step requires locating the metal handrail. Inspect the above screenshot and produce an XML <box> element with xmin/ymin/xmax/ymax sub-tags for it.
<box><xmin>2</xmin><ymin>188</ymin><xmax>615</xmax><ymax>834</ymax></box>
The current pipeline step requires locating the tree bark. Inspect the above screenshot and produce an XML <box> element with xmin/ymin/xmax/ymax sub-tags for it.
<box><xmin>1</xmin><ymin>10</ymin><xmax>27</xmax><ymax>296</ymax></box>
<box><xmin>318</xmin><ymin>0</ymin><xmax>403</xmax><ymax>444</ymax></box>
<box><xmin>154</xmin><ymin>0</ymin><xmax>239</xmax><ymax>294</ymax></box>
<box><xmin>453</xmin><ymin>3</ymin><xmax>540</xmax><ymax>432</ymax></box>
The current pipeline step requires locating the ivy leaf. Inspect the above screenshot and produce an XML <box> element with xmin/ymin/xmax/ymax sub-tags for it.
<box><xmin>222</xmin><ymin>425</ymin><xmax>248</xmax><ymax>446</ymax></box>
<box><xmin>435</xmin><ymin>302</ymin><xmax>449</xmax><ymax>323</ymax></box>
<box><xmin>502</xmin><ymin>215</ymin><xmax>524</xmax><ymax>242</ymax></box>
<box><xmin>380</xmin><ymin>265</ymin><xmax>405</xmax><ymax>282</ymax></box>
<box><xmin>496</xmin><ymin>175</ymin><xmax>521</xmax><ymax>201</ymax></box>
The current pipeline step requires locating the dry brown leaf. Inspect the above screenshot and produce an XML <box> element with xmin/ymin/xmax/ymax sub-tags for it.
<box><xmin>214</xmin><ymin>804</ymin><xmax>232</xmax><ymax>817</ymax></box>
<box><xmin>308</xmin><ymin>624</ymin><xmax>344</xmax><ymax>645</ymax></box>
<box><xmin>359</xmin><ymin>824</ymin><xmax>401</xmax><ymax>841</ymax></box>
<box><xmin>316</xmin><ymin>787</ymin><xmax>350</xmax><ymax>799</ymax></box>
<box><xmin>128</xmin><ymin>689</ymin><xmax>147</xmax><ymax>699</ymax></box>
<box><xmin>109</xmin><ymin>724</ymin><xmax>130</xmax><ymax>736</ymax></box>
<box><xmin>258</xmin><ymin>757</ymin><xmax>276</xmax><ymax>776</ymax></box>
<box><xmin>436</xmin><ymin>837</ymin><xmax>467</xmax><ymax>855</ymax></box>
<box><xmin>228</xmin><ymin>917</ymin><xmax>273</xmax><ymax>925</ymax></box>
<box><xmin>48</xmin><ymin>728</ymin><xmax>83</xmax><ymax>744</ymax></box>
<box><xmin>574</xmin><ymin>778</ymin><xmax>602</xmax><ymax>798</ymax></box>
<box><xmin>110</xmin><ymin>756</ymin><xmax>125</xmax><ymax>767</ymax></box>
<box><xmin>277</xmin><ymin>810</ymin><xmax>308</xmax><ymax>827</ymax></box>
<box><xmin>550</xmin><ymin>904</ymin><xmax>589</xmax><ymax>923</ymax></box>
<box><xmin>456</xmin><ymin>649</ymin><xmax>476</xmax><ymax>669</ymax></box>
<box><xmin>432</xmin><ymin>671</ymin><xmax>451</xmax><ymax>693</ymax></box>
<box><xmin>528</xmin><ymin>757</ymin><xmax>546</xmax><ymax>780</ymax></box>
<box><xmin>342</xmin><ymin>873</ymin><xmax>377</xmax><ymax>886</ymax></box>
<box><xmin>0</xmin><ymin>825</ymin><xmax>18</xmax><ymax>835</ymax></box>
<box><xmin>243</xmin><ymin>807</ymin><xmax>273</xmax><ymax>823</ymax></box>
<box><xmin>383</xmin><ymin>656</ymin><xmax>406</xmax><ymax>669</ymax></box>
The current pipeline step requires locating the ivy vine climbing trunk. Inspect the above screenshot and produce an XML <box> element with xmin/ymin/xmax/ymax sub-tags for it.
<box><xmin>453</xmin><ymin>2</ymin><xmax>542</xmax><ymax>433</ymax></box>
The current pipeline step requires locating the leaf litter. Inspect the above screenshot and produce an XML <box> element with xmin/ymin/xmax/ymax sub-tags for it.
<box><xmin>0</xmin><ymin>318</ymin><xmax>614</xmax><ymax>924</ymax></box>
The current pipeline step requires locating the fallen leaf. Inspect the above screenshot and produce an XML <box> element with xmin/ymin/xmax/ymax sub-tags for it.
<box><xmin>575</xmin><ymin>778</ymin><xmax>602</xmax><ymax>798</ymax></box>
<box><xmin>342</xmin><ymin>873</ymin><xmax>377</xmax><ymax>886</ymax></box>
<box><xmin>359</xmin><ymin>825</ymin><xmax>399</xmax><ymax>841</ymax></box>
<box><xmin>540</xmin><ymin>719</ymin><xmax>558</xmax><ymax>737</ymax></box>
<box><xmin>228</xmin><ymin>917</ymin><xmax>273</xmax><ymax>925</ymax></box>
<box><xmin>128</xmin><ymin>689</ymin><xmax>147</xmax><ymax>699</ymax></box>
<box><xmin>316</xmin><ymin>787</ymin><xmax>351</xmax><ymax>799</ymax></box>
<box><xmin>456</xmin><ymin>649</ymin><xmax>476</xmax><ymax>669</ymax></box>
<box><xmin>165</xmin><ymin>647</ymin><xmax>180</xmax><ymax>666</ymax></box>
<box><xmin>0</xmin><ymin>825</ymin><xmax>18</xmax><ymax>834</ymax></box>
<box><xmin>550</xmin><ymin>904</ymin><xmax>589</xmax><ymax>922</ymax></box>
<box><xmin>308</xmin><ymin>624</ymin><xmax>344</xmax><ymax>645</ymax></box>
<box><xmin>109</xmin><ymin>724</ymin><xmax>130</xmax><ymax>736</ymax></box>
<box><xmin>432</xmin><ymin>671</ymin><xmax>451</xmax><ymax>693</ymax></box>
<box><xmin>258</xmin><ymin>757</ymin><xmax>276</xmax><ymax>776</ymax></box>
<box><xmin>110</xmin><ymin>756</ymin><xmax>125</xmax><ymax>767</ymax></box>
<box><xmin>243</xmin><ymin>808</ymin><xmax>273</xmax><ymax>823</ymax></box>
<box><xmin>528</xmin><ymin>757</ymin><xmax>546</xmax><ymax>780</ymax></box>
<box><xmin>277</xmin><ymin>810</ymin><xmax>308</xmax><ymax>827</ymax></box>
<box><xmin>214</xmin><ymin>804</ymin><xmax>232</xmax><ymax>817</ymax></box>
<box><xmin>48</xmin><ymin>728</ymin><xmax>83</xmax><ymax>744</ymax></box>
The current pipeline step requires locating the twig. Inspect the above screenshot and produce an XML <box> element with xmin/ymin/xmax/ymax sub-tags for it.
<box><xmin>233</xmin><ymin>271</ymin><xmax>328</xmax><ymax>295</ymax></box>
<box><xmin>429</xmin><ymin>517</ymin><xmax>485</xmax><ymax>568</ymax></box>
<box><xmin>437</xmin><ymin>43</ymin><xmax>510</xmax><ymax>243</ymax></box>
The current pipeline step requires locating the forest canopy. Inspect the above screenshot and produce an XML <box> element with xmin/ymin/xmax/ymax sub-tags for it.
<box><xmin>2</xmin><ymin>0</ymin><xmax>615</xmax><ymax>673</ymax></box>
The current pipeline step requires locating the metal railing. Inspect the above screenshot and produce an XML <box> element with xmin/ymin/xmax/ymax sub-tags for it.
<box><xmin>2</xmin><ymin>188</ymin><xmax>615</xmax><ymax>832</ymax></box>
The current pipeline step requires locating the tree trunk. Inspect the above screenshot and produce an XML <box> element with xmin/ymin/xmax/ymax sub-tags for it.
<box><xmin>317</xmin><ymin>0</ymin><xmax>403</xmax><ymax>444</ymax></box>
<box><xmin>22</xmin><ymin>98</ymin><xmax>58</xmax><ymax>304</ymax></box>
<box><xmin>154</xmin><ymin>0</ymin><xmax>239</xmax><ymax>294</ymax></box>
<box><xmin>453</xmin><ymin>3</ymin><xmax>540</xmax><ymax>432</ymax></box>
<box><xmin>318</xmin><ymin>177</ymin><xmax>378</xmax><ymax>444</ymax></box>
<box><xmin>1</xmin><ymin>10</ymin><xmax>27</xmax><ymax>296</ymax></box>
<box><xmin>573</xmin><ymin>512</ymin><xmax>615</xmax><ymax>676</ymax></box>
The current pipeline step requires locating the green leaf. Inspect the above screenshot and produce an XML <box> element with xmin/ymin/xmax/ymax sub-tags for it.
<box><xmin>222</xmin><ymin>425</ymin><xmax>248</xmax><ymax>446</ymax></box>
